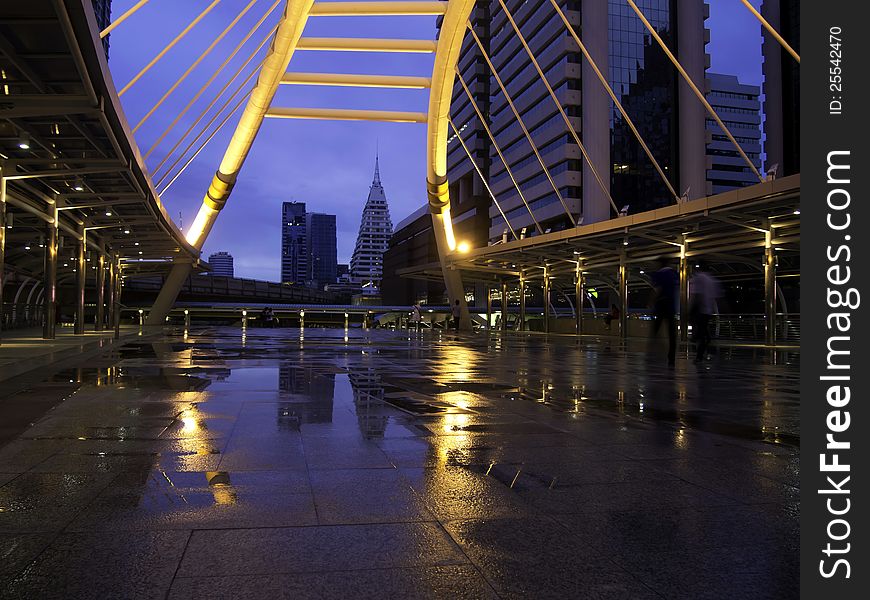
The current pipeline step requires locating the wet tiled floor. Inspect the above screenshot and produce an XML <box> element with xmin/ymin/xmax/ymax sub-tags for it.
<box><xmin>0</xmin><ymin>327</ymin><xmax>799</xmax><ymax>599</ymax></box>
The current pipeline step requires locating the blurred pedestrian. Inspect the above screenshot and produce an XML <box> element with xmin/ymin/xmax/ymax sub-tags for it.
<box><xmin>411</xmin><ymin>304</ymin><xmax>422</xmax><ymax>331</ymax></box>
<box><xmin>604</xmin><ymin>303</ymin><xmax>620</xmax><ymax>330</ymax></box>
<box><xmin>650</xmin><ymin>258</ymin><xmax>679</xmax><ymax>366</ymax></box>
<box><xmin>690</xmin><ymin>262</ymin><xmax>723</xmax><ymax>363</ymax></box>
<box><xmin>451</xmin><ymin>299</ymin><xmax>461</xmax><ymax>331</ymax></box>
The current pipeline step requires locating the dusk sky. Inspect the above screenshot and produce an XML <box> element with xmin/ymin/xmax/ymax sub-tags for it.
<box><xmin>108</xmin><ymin>0</ymin><xmax>764</xmax><ymax>281</ymax></box>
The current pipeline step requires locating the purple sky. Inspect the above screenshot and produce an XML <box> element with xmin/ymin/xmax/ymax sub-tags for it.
<box><xmin>109</xmin><ymin>0</ymin><xmax>763</xmax><ymax>281</ymax></box>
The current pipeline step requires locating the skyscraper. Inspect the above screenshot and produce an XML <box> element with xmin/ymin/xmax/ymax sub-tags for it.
<box><xmin>705</xmin><ymin>73</ymin><xmax>763</xmax><ymax>194</ymax></box>
<box><xmin>91</xmin><ymin>0</ymin><xmax>112</xmax><ymax>57</ymax></box>
<box><xmin>306</xmin><ymin>213</ymin><xmax>337</xmax><ymax>288</ymax></box>
<box><xmin>446</xmin><ymin>0</ymin><xmax>708</xmax><ymax>242</ymax></box>
<box><xmin>208</xmin><ymin>251</ymin><xmax>234</xmax><ymax>277</ymax></box>
<box><xmin>350</xmin><ymin>157</ymin><xmax>393</xmax><ymax>293</ymax></box>
<box><xmin>281</xmin><ymin>202</ymin><xmax>307</xmax><ymax>285</ymax></box>
<box><xmin>281</xmin><ymin>202</ymin><xmax>338</xmax><ymax>288</ymax></box>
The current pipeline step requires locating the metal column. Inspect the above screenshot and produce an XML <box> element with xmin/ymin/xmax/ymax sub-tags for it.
<box><xmin>501</xmin><ymin>280</ymin><xmax>508</xmax><ymax>331</ymax></box>
<box><xmin>518</xmin><ymin>275</ymin><xmax>526</xmax><ymax>331</ymax></box>
<box><xmin>42</xmin><ymin>207</ymin><xmax>58</xmax><ymax>340</ymax></box>
<box><xmin>575</xmin><ymin>266</ymin><xmax>584</xmax><ymax>336</ymax></box>
<box><xmin>95</xmin><ymin>253</ymin><xmax>106</xmax><ymax>331</ymax></box>
<box><xmin>485</xmin><ymin>283</ymin><xmax>493</xmax><ymax>330</ymax></box>
<box><xmin>0</xmin><ymin>169</ymin><xmax>6</xmax><ymax>345</ymax></box>
<box><xmin>74</xmin><ymin>230</ymin><xmax>86</xmax><ymax>334</ymax></box>
<box><xmin>617</xmin><ymin>259</ymin><xmax>627</xmax><ymax>339</ymax></box>
<box><xmin>542</xmin><ymin>266</ymin><xmax>550</xmax><ymax>334</ymax></box>
<box><xmin>107</xmin><ymin>257</ymin><xmax>116</xmax><ymax>334</ymax></box>
<box><xmin>679</xmin><ymin>241</ymin><xmax>689</xmax><ymax>341</ymax></box>
<box><xmin>764</xmin><ymin>229</ymin><xmax>776</xmax><ymax>345</ymax></box>
<box><xmin>113</xmin><ymin>256</ymin><xmax>121</xmax><ymax>339</ymax></box>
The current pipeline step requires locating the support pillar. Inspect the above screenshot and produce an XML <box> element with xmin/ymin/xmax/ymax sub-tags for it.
<box><xmin>0</xmin><ymin>168</ymin><xmax>6</xmax><ymax>345</ymax></box>
<box><xmin>575</xmin><ymin>266</ymin><xmax>584</xmax><ymax>336</ymax></box>
<box><xmin>485</xmin><ymin>284</ymin><xmax>492</xmax><ymax>330</ymax></box>
<box><xmin>113</xmin><ymin>256</ymin><xmax>121</xmax><ymax>339</ymax></box>
<box><xmin>500</xmin><ymin>280</ymin><xmax>508</xmax><ymax>331</ymax></box>
<box><xmin>678</xmin><ymin>0</ymin><xmax>707</xmax><ymax>200</ymax></box>
<box><xmin>74</xmin><ymin>230</ymin><xmax>86</xmax><ymax>334</ymax></box>
<box><xmin>679</xmin><ymin>241</ymin><xmax>689</xmax><ymax>342</ymax></box>
<box><xmin>581</xmin><ymin>0</ymin><xmax>611</xmax><ymax>222</ymax></box>
<box><xmin>107</xmin><ymin>257</ymin><xmax>116</xmax><ymax>332</ymax></box>
<box><xmin>42</xmin><ymin>207</ymin><xmax>58</xmax><ymax>340</ymax></box>
<box><xmin>617</xmin><ymin>259</ymin><xmax>627</xmax><ymax>339</ymax></box>
<box><xmin>542</xmin><ymin>266</ymin><xmax>550</xmax><ymax>334</ymax></box>
<box><xmin>518</xmin><ymin>274</ymin><xmax>526</xmax><ymax>331</ymax></box>
<box><xmin>95</xmin><ymin>253</ymin><xmax>106</xmax><ymax>331</ymax></box>
<box><xmin>764</xmin><ymin>229</ymin><xmax>776</xmax><ymax>345</ymax></box>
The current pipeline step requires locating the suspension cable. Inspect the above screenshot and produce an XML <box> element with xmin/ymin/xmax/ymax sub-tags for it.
<box><xmin>144</xmin><ymin>5</ymin><xmax>281</xmax><ymax>160</ymax></box>
<box><xmin>159</xmin><ymin>89</ymin><xmax>253</xmax><ymax>196</ymax></box>
<box><xmin>152</xmin><ymin>24</ymin><xmax>276</xmax><ymax>177</ymax></box>
<box><xmin>626</xmin><ymin>0</ymin><xmax>763</xmax><ymax>182</ymax></box>
<box><xmin>133</xmin><ymin>0</ymin><xmax>263</xmax><ymax>133</ymax></box>
<box><xmin>448</xmin><ymin>118</ymin><xmax>518</xmax><ymax>242</ymax></box>
<box><xmin>100</xmin><ymin>0</ymin><xmax>150</xmax><ymax>39</ymax></box>
<box><xmin>498</xmin><ymin>0</ymin><xmax>618</xmax><ymax>216</ymax></box>
<box><xmin>456</xmin><ymin>69</ymin><xmax>542</xmax><ymax>234</ymax></box>
<box><xmin>468</xmin><ymin>26</ymin><xmax>576</xmax><ymax>227</ymax></box>
<box><xmin>119</xmin><ymin>0</ymin><xmax>223</xmax><ymax>96</ymax></box>
<box><xmin>547</xmin><ymin>0</ymin><xmax>679</xmax><ymax>204</ymax></box>
<box><xmin>155</xmin><ymin>57</ymin><xmax>265</xmax><ymax>188</ymax></box>
<box><xmin>739</xmin><ymin>0</ymin><xmax>799</xmax><ymax>63</ymax></box>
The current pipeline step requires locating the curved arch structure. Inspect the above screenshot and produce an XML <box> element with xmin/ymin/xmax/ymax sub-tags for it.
<box><xmin>147</xmin><ymin>0</ymin><xmax>475</xmax><ymax>325</ymax></box>
<box><xmin>147</xmin><ymin>0</ymin><xmax>314</xmax><ymax>325</ymax></box>
<box><xmin>426</xmin><ymin>0</ymin><xmax>475</xmax><ymax>329</ymax></box>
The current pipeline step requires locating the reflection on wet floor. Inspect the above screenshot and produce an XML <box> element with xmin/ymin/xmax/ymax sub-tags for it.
<box><xmin>0</xmin><ymin>327</ymin><xmax>799</xmax><ymax>598</ymax></box>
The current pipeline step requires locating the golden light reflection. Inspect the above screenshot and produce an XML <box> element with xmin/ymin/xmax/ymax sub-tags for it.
<box><xmin>442</xmin><ymin>412</ymin><xmax>470</xmax><ymax>434</ymax></box>
<box><xmin>205</xmin><ymin>471</ymin><xmax>237</xmax><ymax>506</ymax></box>
<box><xmin>181</xmin><ymin>415</ymin><xmax>199</xmax><ymax>434</ymax></box>
<box><xmin>433</xmin><ymin>345</ymin><xmax>478</xmax><ymax>383</ymax></box>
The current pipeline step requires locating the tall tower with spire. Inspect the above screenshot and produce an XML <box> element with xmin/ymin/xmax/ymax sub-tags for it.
<box><xmin>350</xmin><ymin>155</ymin><xmax>393</xmax><ymax>294</ymax></box>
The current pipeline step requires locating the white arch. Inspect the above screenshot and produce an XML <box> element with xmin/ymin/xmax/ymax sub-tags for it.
<box><xmin>426</xmin><ymin>0</ymin><xmax>476</xmax><ymax>329</ymax></box>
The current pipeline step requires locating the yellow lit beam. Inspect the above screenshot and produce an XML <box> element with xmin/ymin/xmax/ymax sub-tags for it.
<box><xmin>281</xmin><ymin>72</ymin><xmax>431</xmax><ymax>89</ymax></box>
<box><xmin>266</xmin><ymin>107</ymin><xmax>427</xmax><ymax>123</ymax></box>
<box><xmin>309</xmin><ymin>2</ymin><xmax>447</xmax><ymax>16</ymax></box>
<box><xmin>297</xmin><ymin>37</ymin><xmax>437</xmax><ymax>53</ymax></box>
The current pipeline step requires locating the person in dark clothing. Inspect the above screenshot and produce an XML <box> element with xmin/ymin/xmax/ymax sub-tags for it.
<box><xmin>690</xmin><ymin>263</ymin><xmax>723</xmax><ymax>363</ymax></box>
<box><xmin>650</xmin><ymin>258</ymin><xmax>679</xmax><ymax>366</ymax></box>
<box><xmin>604</xmin><ymin>304</ymin><xmax>620</xmax><ymax>330</ymax></box>
<box><xmin>451</xmin><ymin>299</ymin><xmax>461</xmax><ymax>330</ymax></box>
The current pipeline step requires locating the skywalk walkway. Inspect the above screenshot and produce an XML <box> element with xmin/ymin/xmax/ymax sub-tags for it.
<box><xmin>0</xmin><ymin>327</ymin><xmax>798</xmax><ymax>598</ymax></box>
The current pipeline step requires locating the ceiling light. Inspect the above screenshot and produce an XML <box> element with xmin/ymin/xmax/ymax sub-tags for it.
<box><xmin>793</xmin><ymin>210</ymin><xmax>800</xmax><ymax>215</ymax></box>
<box><xmin>124</xmin><ymin>229</ymin><xmax>130</xmax><ymax>234</ymax></box>
<box><xmin>105</xmin><ymin>210</ymin><xmax>112</xmax><ymax>217</ymax></box>
<box><xmin>17</xmin><ymin>132</ymin><xmax>30</xmax><ymax>150</ymax></box>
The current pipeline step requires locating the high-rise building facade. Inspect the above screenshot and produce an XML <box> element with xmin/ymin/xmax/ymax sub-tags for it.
<box><xmin>208</xmin><ymin>251</ymin><xmax>234</xmax><ymax>277</ymax></box>
<box><xmin>350</xmin><ymin>158</ymin><xmax>393</xmax><ymax>293</ymax></box>
<box><xmin>281</xmin><ymin>202</ymin><xmax>338</xmax><ymax>288</ymax></box>
<box><xmin>705</xmin><ymin>73</ymin><xmax>763</xmax><ymax>194</ymax></box>
<box><xmin>281</xmin><ymin>202</ymin><xmax>307</xmax><ymax>285</ymax></box>
<box><xmin>306</xmin><ymin>213</ymin><xmax>337</xmax><ymax>288</ymax></box>
<box><xmin>762</xmin><ymin>0</ymin><xmax>799</xmax><ymax>177</ymax></box>
<box><xmin>91</xmin><ymin>0</ymin><xmax>112</xmax><ymax>56</ymax></box>
<box><xmin>447</xmin><ymin>0</ymin><xmax>708</xmax><ymax>243</ymax></box>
